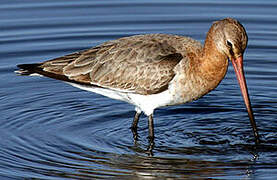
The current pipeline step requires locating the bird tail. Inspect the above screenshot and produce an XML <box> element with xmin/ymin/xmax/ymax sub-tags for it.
<box><xmin>15</xmin><ymin>63</ymin><xmax>43</xmax><ymax>76</ymax></box>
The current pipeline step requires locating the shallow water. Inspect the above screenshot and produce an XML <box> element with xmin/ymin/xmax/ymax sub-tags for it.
<box><xmin>1</xmin><ymin>0</ymin><xmax>277</xmax><ymax>179</ymax></box>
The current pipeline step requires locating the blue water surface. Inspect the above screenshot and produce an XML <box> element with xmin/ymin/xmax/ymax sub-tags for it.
<box><xmin>0</xmin><ymin>0</ymin><xmax>277</xmax><ymax>179</ymax></box>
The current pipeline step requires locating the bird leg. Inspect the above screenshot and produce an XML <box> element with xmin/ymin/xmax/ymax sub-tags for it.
<box><xmin>130</xmin><ymin>112</ymin><xmax>141</xmax><ymax>141</ymax></box>
<box><xmin>147</xmin><ymin>114</ymin><xmax>155</xmax><ymax>155</ymax></box>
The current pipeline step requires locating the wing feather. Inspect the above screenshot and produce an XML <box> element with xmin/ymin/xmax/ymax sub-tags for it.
<box><xmin>37</xmin><ymin>34</ymin><xmax>185</xmax><ymax>94</ymax></box>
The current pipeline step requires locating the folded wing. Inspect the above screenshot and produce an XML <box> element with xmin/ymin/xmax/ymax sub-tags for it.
<box><xmin>18</xmin><ymin>34</ymin><xmax>184</xmax><ymax>95</ymax></box>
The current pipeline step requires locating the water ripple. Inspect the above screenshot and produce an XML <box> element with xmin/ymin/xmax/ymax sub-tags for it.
<box><xmin>0</xmin><ymin>0</ymin><xmax>277</xmax><ymax>179</ymax></box>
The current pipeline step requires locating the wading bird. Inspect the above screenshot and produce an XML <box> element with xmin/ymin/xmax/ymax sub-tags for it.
<box><xmin>16</xmin><ymin>18</ymin><xmax>260</xmax><ymax>153</ymax></box>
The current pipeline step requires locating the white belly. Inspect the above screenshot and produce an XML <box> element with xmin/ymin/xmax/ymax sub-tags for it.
<box><xmin>68</xmin><ymin>83</ymin><xmax>180</xmax><ymax>116</ymax></box>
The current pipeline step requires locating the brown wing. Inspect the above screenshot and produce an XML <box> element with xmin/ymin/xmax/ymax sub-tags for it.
<box><xmin>39</xmin><ymin>34</ymin><xmax>184</xmax><ymax>95</ymax></box>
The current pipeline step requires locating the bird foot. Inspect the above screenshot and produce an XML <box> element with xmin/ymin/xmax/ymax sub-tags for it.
<box><xmin>130</xmin><ymin>126</ymin><xmax>139</xmax><ymax>141</ymax></box>
<box><xmin>146</xmin><ymin>136</ymin><xmax>155</xmax><ymax>156</ymax></box>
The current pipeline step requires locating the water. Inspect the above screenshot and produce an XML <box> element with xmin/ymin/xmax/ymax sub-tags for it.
<box><xmin>1</xmin><ymin>0</ymin><xmax>277</xmax><ymax>179</ymax></box>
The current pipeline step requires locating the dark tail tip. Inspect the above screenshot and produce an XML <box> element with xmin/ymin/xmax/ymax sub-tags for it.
<box><xmin>15</xmin><ymin>63</ymin><xmax>41</xmax><ymax>75</ymax></box>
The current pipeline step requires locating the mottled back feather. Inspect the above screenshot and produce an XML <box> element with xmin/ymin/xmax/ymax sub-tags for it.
<box><xmin>35</xmin><ymin>34</ymin><xmax>187</xmax><ymax>94</ymax></box>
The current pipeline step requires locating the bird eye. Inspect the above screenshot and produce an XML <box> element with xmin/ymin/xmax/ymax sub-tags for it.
<box><xmin>227</xmin><ymin>40</ymin><xmax>233</xmax><ymax>47</ymax></box>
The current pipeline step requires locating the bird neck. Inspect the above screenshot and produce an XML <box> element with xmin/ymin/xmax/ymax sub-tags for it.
<box><xmin>198</xmin><ymin>34</ymin><xmax>229</xmax><ymax>91</ymax></box>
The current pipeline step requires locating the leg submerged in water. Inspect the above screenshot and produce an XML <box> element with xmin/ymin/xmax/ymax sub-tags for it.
<box><xmin>131</xmin><ymin>112</ymin><xmax>141</xmax><ymax>141</ymax></box>
<box><xmin>147</xmin><ymin>114</ymin><xmax>155</xmax><ymax>156</ymax></box>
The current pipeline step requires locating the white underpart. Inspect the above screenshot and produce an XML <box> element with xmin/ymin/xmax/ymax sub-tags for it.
<box><xmin>28</xmin><ymin>73</ymin><xmax>44</xmax><ymax>77</ymax></box>
<box><xmin>68</xmin><ymin>83</ymin><xmax>178</xmax><ymax>116</ymax></box>
<box><xmin>15</xmin><ymin>71</ymin><xmax>44</xmax><ymax>77</ymax></box>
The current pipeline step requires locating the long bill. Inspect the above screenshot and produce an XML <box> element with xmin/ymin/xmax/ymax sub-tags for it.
<box><xmin>231</xmin><ymin>56</ymin><xmax>260</xmax><ymax>144</ymax></box>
